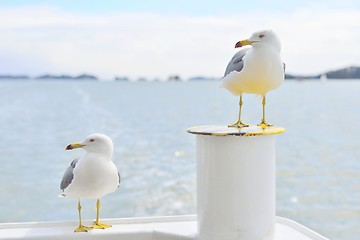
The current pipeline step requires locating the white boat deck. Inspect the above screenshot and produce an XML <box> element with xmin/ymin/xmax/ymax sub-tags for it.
<box><xmin>0</xmin><ymin>215</ymin><xmax>328</xmax><ymax>240</ymax></box>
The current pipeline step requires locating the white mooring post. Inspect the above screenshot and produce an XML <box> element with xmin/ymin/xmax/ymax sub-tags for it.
<box><xmin>188</xmin><ymin>125</ymin><xmax>285</xmax><ymax>240</ymax></box>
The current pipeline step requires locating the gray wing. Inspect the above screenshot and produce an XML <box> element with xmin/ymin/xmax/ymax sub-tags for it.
<box><xmin>60</xmin><ymin>158</ymin><xmax>79</xmax><ymax>191</ymax></box>
<box><xmin>224</xmin><ymin>48</ymin><xmax>249</xmax><ymax>77</ymax></box>
<box><xmin>118</xmin><ymin>171</ymin><xmax>121</xmax><ymax>188</ymax></box>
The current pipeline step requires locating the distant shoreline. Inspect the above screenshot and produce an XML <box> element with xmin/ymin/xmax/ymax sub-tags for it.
<box><xmin>1</xmin><ymin>66</ymin><xmax>359</xmax><ymax>82</ymax></box>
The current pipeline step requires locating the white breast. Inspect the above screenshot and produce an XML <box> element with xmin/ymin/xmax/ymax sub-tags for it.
<box><xmin>63</xmin><ymin>154</ymin><xmax>119</xmax><ymax>199</ymax></box>
<box><xmin>222</xmin><ymin>46</ymin><xmax>284</xmax><ymax>95</ymax></box>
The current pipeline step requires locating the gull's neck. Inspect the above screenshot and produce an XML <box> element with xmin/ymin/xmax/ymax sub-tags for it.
<box><xmin>84</xmin><ymin>150</ymin><xmax>113</xmax><ymax>161</ymax></box>
<box><xmin>253</xmin><ymin>43</ymin><xmax>280</xmax><ymax>53</ymax></box>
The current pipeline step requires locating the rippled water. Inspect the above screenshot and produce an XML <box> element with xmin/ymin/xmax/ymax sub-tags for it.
<box><xmin>0</xmin><ymin>80</ymin><xmax>359</xmax><ymax>240</ymax></box>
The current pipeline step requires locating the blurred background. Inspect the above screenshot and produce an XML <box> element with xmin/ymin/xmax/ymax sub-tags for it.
<box><xmin>1</xmin><ymin>0</ymin><xmax>360</xmax><ymax>80</ymax></box>
<box><xmin>0</xmin><ymin>1</ymin><xmax>360</xmax><ymax>240</ymax></box>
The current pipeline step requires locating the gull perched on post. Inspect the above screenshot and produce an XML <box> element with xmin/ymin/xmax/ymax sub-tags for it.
<box><xmin>222</xmin><ymin>29</ymin><xmax>284</xmax><ymax>128</ymax></box>
<box><xmin>60</xmin><ymin>133</ymin><xmax>120</xmax><ymax>232</ymax></box>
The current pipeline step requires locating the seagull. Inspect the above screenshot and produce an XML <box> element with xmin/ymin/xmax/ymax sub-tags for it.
<box><xmin>60</xmin><ymin>133</ymin><xmax>120</xmax><ymax>232</ymax></box>
<box><xmin>222</xmin><ymin>29</ymin><xmax>285</xmax><ymax>128</ymax></box>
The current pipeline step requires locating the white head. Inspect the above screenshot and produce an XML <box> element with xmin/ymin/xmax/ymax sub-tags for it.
<box><xmin>66</xmin><ymin>133</ymin><xmax>114</xmax><ymax>157</ymax></box>
<box><xmin>235</xmin><ymin>29</ymin><xmax>281</xmax><ymax>53</ymax></box>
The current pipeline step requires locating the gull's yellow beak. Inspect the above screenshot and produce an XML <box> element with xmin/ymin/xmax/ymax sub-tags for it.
<box><xmin>235</xmin><ymin>39</ymin><xmax>253</xmax><ymax>48</ymax></box>
<box><xmin>65</xmin><ymin>142</ymin><xmax>85</xmax><ymax>150</ymax></box>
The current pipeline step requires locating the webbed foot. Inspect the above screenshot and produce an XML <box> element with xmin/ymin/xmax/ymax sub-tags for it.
<box><xmin>74</xmin><ymin>225</ymin><xmax>92</xmax><ymax>232</ymax></box>
<box><xmin>228</xmin><ymin>120</ymin><xmax>249</xmax><ymax>128</ymax></box>
<box><xmin>92</xmin><ymin>221</ymin><xmax>112</xmax><ymax>229</ymax></box>
<box><xmin>257</xmin><ymin>120</ymin><xmax>273</xmax><ymax>129</ymax></box>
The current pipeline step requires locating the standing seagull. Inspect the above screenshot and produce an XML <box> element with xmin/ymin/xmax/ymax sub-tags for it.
<box><xmin>222</xmin><ymin>29</ymin><xmax>284</xmax><ymax>128</ymax></box>
<box><xmin>60</xmin><ymin>133</ymin><xmax>120</xmax><ymax>232</ymax></box>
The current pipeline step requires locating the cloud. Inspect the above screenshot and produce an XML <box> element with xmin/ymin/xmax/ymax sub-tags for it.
<box><xmin>0</xmin><ymin>5</ymin><xmax>359</xmax><ymax>79</ymax></box>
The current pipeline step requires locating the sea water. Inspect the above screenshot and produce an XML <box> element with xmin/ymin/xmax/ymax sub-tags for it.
<box><xmin>0</xmin><ymin>80</ymin><xmax>359</xmax><ymax>240</ymax></box>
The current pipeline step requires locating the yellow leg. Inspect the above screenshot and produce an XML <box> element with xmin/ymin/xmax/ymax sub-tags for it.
<box><xmin>228</xmin><ymin>95</ymin><xmax>249</xmax><ymax>128</ymax></box>
<box><xmin>74</xmin><ymin>200</ymin><xmax>92</xmax><ymax>232</ymax></box>
<box><xmin>257</xmin><ymin>95</ymin><xmax>273</xmax><ymax>128</ymax></box>
<box><xmin>92</xmin><ymin>199</ymin><xmax>112</xmax><ymax>229</ymax></box>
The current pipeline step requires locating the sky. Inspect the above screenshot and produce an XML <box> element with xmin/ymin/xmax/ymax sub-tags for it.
<box><xmin>0</xmin><ymin>0</ymin><xmax>359</xmax><ymax>79</ymax></box>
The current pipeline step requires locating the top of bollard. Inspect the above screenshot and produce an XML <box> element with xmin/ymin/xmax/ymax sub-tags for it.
<box><xmin>187</xmin><ymin>125</ymin><xmax>285</xmax><ymax>137</ymax></box>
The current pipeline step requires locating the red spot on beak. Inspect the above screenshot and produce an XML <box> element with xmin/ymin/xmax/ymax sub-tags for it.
<box><xmin>65</xmin><ymin>144</ymin><xmax>73</xmax><ymax>150</ymax></box>
<box><xmin>235</xmin><ymin>41</ymin><xmax>242</xmax><ymax>48</ymax></box>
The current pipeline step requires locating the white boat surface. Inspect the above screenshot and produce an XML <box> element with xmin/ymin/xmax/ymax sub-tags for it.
<box><xmin>0</xmin><ymin>215</ymin><xmax>328</xmax><ymax>240</ymax></box>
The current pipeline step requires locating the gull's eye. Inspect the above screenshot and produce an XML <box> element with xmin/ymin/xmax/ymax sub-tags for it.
<box><xmin>90</xmin><ymin>139</ymin><xmax>95</xmax><ymax>142</ymax></box>
<box><xmin>259</xmin><ymin>34</ymin><xmax>265</xmax><ymax>38</ymax></box>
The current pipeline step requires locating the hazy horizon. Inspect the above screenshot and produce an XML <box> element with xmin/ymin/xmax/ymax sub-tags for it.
<box><xmin>1</xmin><ymin>0</ymin><xmax>360</xmax><ymax>79</ymax></box>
